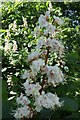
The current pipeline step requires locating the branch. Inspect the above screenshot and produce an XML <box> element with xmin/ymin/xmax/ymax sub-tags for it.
<box><xmin>45</xmin><ymin>47</ymin><xmax>49</xmax><ymax>65</ymax></box>
<box><xmin>39</xmin><ymin>48</ymin><xmax>49</xmax><ymax>94</ymax></box>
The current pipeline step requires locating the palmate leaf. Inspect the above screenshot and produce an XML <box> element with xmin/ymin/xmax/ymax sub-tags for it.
<box><xmin>2</xmin><ymin>80</ymin><xmax>7</xmax><ymax>101</ymax></box>
<box><xmin>2</xmin><ymin>80</ymin><xmax>15</xmax><ymax>120</ymax></box>
<box><xmin>0</xmin><ymin>29</ymin><xmax>6</xmax><ymax>33</ymax></box>
<box><xmin>60</xmin><ymin>97</ymin><xmax>78</xmax><ymax>112</ymax></box>
<box><xmin>35</xmin><ymin>108</ymin><xmax>53</xmax><ymax>119</ymax></box>
<box><xmin>65</xmin><ymin>112</ymin><xmax>80</xmax><ymax>119</ymax></box>
<box><xmin>2</xmin><ymin>100</ymin><xmax>15</xmax><ymax>120</ymax></box>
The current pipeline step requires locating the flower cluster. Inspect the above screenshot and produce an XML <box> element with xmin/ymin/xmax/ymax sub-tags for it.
<box><xmin>3</xmin><ymin>16</ymin><xmax>28</xmax><ymax>56</ymax></box>
<box><xmin>4</xmin><ymin>37</ymin><xmax>17</xmax><ymax>53</ymax></box>
<box><xmin>44</xmin><ymin>64</ymin><xmax>64</xmax><ymax>87</ymax></box>
<box><xmin>23</xmin><ymin>80</ymin><xmax>41</xmax><ymax>97</ymax></box>
<box><xmin>14</xmin><ymin>11</ymin><xmax>64</xmax><ymax>119</ymax></box>
<box><xmin>34</xmin><ymin>92</ymin><xmax>62</xmax><ymax>112</ymax></box>
<box><xmin>14</xmin><ymin>93</ymin><xmax>31</xmax><ymax>118</ymax></box>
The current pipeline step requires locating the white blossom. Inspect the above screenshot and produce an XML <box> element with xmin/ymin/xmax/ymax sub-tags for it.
<box><xmin>50</xmin><ymin>39</ymin><xmax>64</xmax><ymax>55</ymax></box>
<box><xmin>34</xmin><ymin>92</ymin><xmax>62</xmax><ymax>112</ymax></box>
<box><xmin>36</xmin><ymin>37</ymin><xmax>45</xmax><ymax>49</ymax></box>
<box><xmin>14</xmin><ymin>106</ymin><xmax>30</xmax><ymax>118</ymax></box>
<box><xmin>33</xmin><ymin>26</ymin><xmax>41</xmax><ymax>37</ymax></box>
<box><xmin>54</xmin><ymin>16</ymin><xmax>64</xmax><ymax>25</ymax></box>
<box><xmin>44</xmin><ymin>29</ymin><xmax>49</xmax><ymax>36</ymax></box>
<box><xmin>44</xmin><ymin>65</ymin><xmax>64</xmax><ymax>86</ymax></box>
<box><xmin>4</xmin><ymin>38</ymin><xmax>11</xmax><ymax>52</ymax></box>
<box><xmin>34</xmin><ymin>95</ymin><xmax>43</xmax><ymax>112</ymax></box>
<box><xmin>12</xmin><ymin>20</ymin><xmax>17</xmax><ymax>31</ymax></box>
<box><xmin>45</xmin><ymin>38</ymin><xmax>52</xmax><ymax>47</ymax></box>
<box><xmin>9</xmin><ymin>23</ymin><xmax>13</xmax><ymax>30</ymax></box>
<box><xmin>38</xmin><ymin>14</ymin><xmax>48</xmax><ymax>28</ymax></box>
<box><xmin>45</xmin><ymin>38</ymin><xmax>64</xmax><ymax>55</ymax></box>
<box><xmin>28</xmin><ymin>51</ymin><xmax>40</xmax><ymax>61</ymax></box>
<box><xmin>30</xmin><ymin>59</ymin><xmax>45</xmax><ymax>75</ymax></box>
<box><xmin>23</xmin><ymin>80</ymin><xmax>41</xmax><ymax>97</ymax></box>
<box><xmin>44</xmin><ymin>23</ymin><xmax>56</xmax><ymax>35</ymax></box>
<box><xmin>6</xmin><ymin>30</ymin><xmax>11</xmax><ymax>37</ymax></box>
<box><xmin>4</xmin><ymin>42</ymin><xmax>10</xmax><ymax>52</ymax></box>
<box><xmin>45</xmin><ymin>11</ymin><xmax>50</xmax><ymax>19</ymax></box>
<box><xmin>45</xmin><ymin>93</ymin><xmax>62</xmax><ymax>107</ymax></box>
<box><xmin>21</xmin><ymin>69</ymin><xmax>30</xmax><ymax>79</ymax></box>
<box><xmin>14</xmin><ymin>10</ymin><xmax>64</xmax><ymax>119</ymax></box>
<box><xmin>12</xmin><ymin>40</ymin><xmax>17</xmax><ymax>52</ymax></box>
<box><xmin>16</xmin><ymin>93</ymin><xmax>30</xmax><ymax>106</ymax></box>
<box><xmin>22</xmin><ymin>16</ymin><xmax>28</xmax><ymax>28</ymax></box>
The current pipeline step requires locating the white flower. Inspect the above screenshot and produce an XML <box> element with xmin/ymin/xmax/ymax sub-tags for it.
<box><xmin>30</xmin><ymin>59</ymin><xmax>45</xmax><ymax>75</ymax></box>
<box><xmin>9</xmin><ymin>23</ymin><xmax>13</xmax><ymax>30</ymax></box>
<box><xmin>54</xmin><ymin>16</ymin><xmax>64</xmax><ymax>25</ymax></box>
<box><xmin>21</xmin><ymin>69</ymin><xmax>30</xmax><ymax>79</ymax></box>
<box><xmin>14</xmin><ymin>10</ymin><xmax>65</xmax><ymax>119</ymax></box>
<box><xmin>45</xmin><ymin>38</ymin><xmax>63</xmax><ymax>53</ymax></box>
<box><xmin>34</xmin><ymin>92</ymin><xmax>62</xmax><ymax>112</ymax></box>
<box><xmin>23</xmin><ymin>80</ymin><xmax>29</xmax><ymax>88</ymax></box>
<box><xmin>45</xmin><ymin>38</ymin><xmax>52</xmax><ymax>47</ymax></box>
<box><xmin>12</xmin><ymin>20</ymin><xmax>17</xmax><ymax>31</ymax></box>
<box><xmin>46</xmin><ymin>93</ymin><xmax>62</xmax><ymax>108</ymax></box>
<box><xmin>33</xmin><ymin>26</ymin><xmax>41</xmax><ymax>37</ymax></box>
<box><xmin>40</xmin><ymin>50</ymin><xmax>47</xmax><ymax>60</ymax></box>
<box><xmin>4</xmin><ymin>39</ymin><xmax>11</xmax><ymax>52</ymax></box>
<box><xmin>14</xmin><ymin>106</ymin><xmax>30</xmax><ymax>118</ymax></box>
<box><xmin>28</xmin><ymin>51</ymin><xmax>40</xmax><ymax>61</ymax></box>
<box><xmin>36</xmin><ymin>37</ymin><xmax>45</xmax><ymax>49</ymax></box>
<box><xmin>45</xmin><ymin>23</ymin><xmax>56</xmax><ymax>35</ymax></box>
<box><xmin>58</xmin><ymin>43</ymin><xmax>64</xmax><ymax>56</ymax></box>
<box><xmin>38</xmin><ymin>14</ymin><xmax>48</xmax><ymax>28</ymax></box>
<box><xmin>16</xmin><ymin>93</ymin><xmax>30</xmax><ymax>106</ymax></box>
<box><xmin>44</xmin><ymin>65</ymin><xmax>64</xmax><ymax>86</ymax></box>
<box><xmin>44</xmin><ymin>29</ymin><xmax>49</xmax><ymax>36</ymax></box>
<box><xmin>51</xmin><ymin>39</ymin><xmax>64</xmax><ymax>55</ymax></box>
<box><xmin>6</xmin><ymin>30</ymin><xmax>11</xmax><ymax>37</ymax></box>
<box><xmin>34</xmin><ymin>95</ymin><xmax>43</xmax><ymax>112</ymax></box>
<box><xmin>12</xmin><ymin>40</ymin><xmax>17</xmax><ymax>52</ymax></box>
<box><xmin>45</xmin><ymin>11</ymin><xmax>50</xmax><ymax>19</ymax></box>
<box><xmin>23</xmin><ymin>80</ymin><xmax>41</xmax><ymax>97</ymax></box>
<box><xmin>22</xmin><ymin>16</ymin><xmax>28</xmax><ymax>28</ymax></box>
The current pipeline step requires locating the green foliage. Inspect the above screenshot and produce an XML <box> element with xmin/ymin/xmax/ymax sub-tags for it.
<box><xmin>1</xmin><ymin>1</ymin><xmax>80</xmax><ymax>120</ymax></box>
<box><xmin>2</xmin><ymin>80</ymin><xmax>15</xmax><ymax>119</ymax></box>
<box><xmin>60</xmin><ymin>97</ymin><xmax>78</xmax><ymax>112</ymax></box>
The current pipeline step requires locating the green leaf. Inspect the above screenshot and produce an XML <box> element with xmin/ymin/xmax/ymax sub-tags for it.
<box><xmin>0</xmin><ymin>29</ymin><xmax>6</xmax><ymax>33</ymax></box>
<box><xmin>12</xmin><ymin>76</ymin><xmax>19</xmax><ymax>83</ymax></box>
<box><xmin>37</xmin><ymin>108</ymin><xmax>53</xmax><ymax>119</ymax></box>
<box><xmin>2</xmin><ymin>100</ymin><xmax>15</xmax><ymax>119</ymax></box>
<box><xmin>60</xmin><ymin>97</ymin><xmax>78</xmax><ymax>112</ymax></box>
<box><xmin>66</xmin><ymin>112</ymin><xmax>79</xmax><ymax>119</ymax></box>
<box><xmin>2</xmin><ymin>80</ymin><xmax>8</xmax><ymax>100</ymax></box>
